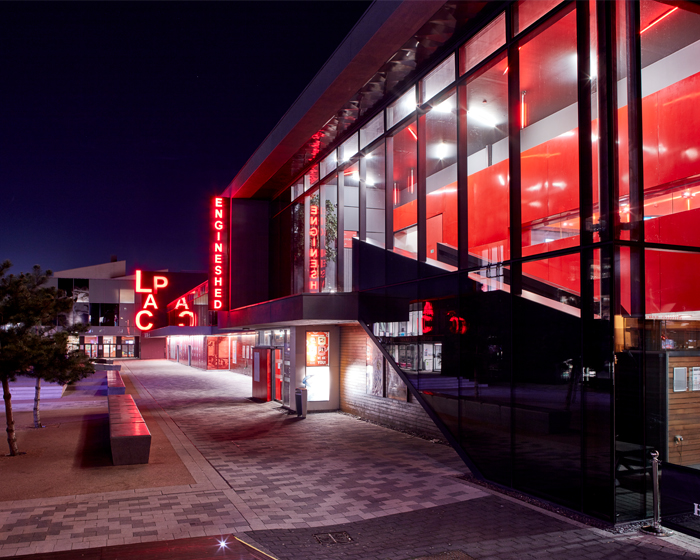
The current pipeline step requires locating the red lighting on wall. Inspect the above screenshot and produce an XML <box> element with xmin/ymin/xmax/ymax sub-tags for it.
<box><xmin>209</xmin><ymin>197</ymin><xmax>230</xmax><ymax>311</ymax></box>
<box><xmin>640</xmin><ymin>7</ymin><xmax>678</xmax><ymax>34</ymax></box>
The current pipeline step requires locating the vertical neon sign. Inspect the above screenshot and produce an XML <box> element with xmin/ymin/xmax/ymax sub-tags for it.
<box><xmin>309</xmin><ymin>203</ymin><xmax>320</xmax><ymax>292</ymax></box>
<box><xmin>209</xmin><ymin>196</ymin><xmax>230</xmax><ymax>311</ymax></box>
<box><xmin>134</xmin><ymin>271</ymin><xmax>170</xmax><ymax>331</ymax></box>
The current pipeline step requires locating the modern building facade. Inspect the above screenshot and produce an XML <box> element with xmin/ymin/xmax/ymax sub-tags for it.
<box><xmin>162</xmin><ymin>0</ymin><xmax>700</xmax><ymax>528</ymax></box>
<box><xmin>50</xmin><ymin>261</ymin><xmax>206</xmax><ymax>359</ymax></box>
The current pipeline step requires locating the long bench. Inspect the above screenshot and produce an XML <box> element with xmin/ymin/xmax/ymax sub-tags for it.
<box><xmin>106</xmin><ymin>371</ymin><xmax>126</xmax><ymax>395</ymax></box>
<box><xmin>108</xmin><ymin>394</ymin><xmax>151</xmax><ymax>465</ymax></box>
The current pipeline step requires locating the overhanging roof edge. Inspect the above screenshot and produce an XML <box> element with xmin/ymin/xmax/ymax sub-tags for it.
<box><xmin>223</xmin><ymin>0</ymin><xmax>445</xmax><ymax>200</ymax></box>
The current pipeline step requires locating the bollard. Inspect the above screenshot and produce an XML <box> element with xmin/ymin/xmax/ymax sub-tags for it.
<box><xmin>641</xmin><ymin>450</ymin><xmax>672</xmax><ymax>536</ymax></box>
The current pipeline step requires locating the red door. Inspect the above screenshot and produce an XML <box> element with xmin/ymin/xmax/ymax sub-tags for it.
<box><xmin>252</xmin><ymin>348</ymin><xmax>271</xmax><ymax>401</ymax></box>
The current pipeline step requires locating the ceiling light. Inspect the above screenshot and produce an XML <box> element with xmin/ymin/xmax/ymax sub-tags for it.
<box><xmin>468</xmin><ymin>107</ymin><xmax>497</xmax><ymax>128</ymax></box>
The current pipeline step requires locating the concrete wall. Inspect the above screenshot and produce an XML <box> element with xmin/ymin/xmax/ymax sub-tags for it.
<box><xmin>339</xmin><ymin>324</ymin><xmax>443</xmax><ymax>440</ymax></box>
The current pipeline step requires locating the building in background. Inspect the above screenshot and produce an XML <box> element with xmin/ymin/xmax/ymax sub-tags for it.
<box><xmin>162</xmin><ymin>0</ymin><xmax>700</xmax><ymax>529</ymax></box>
<box><xmin>50</xmin><ymin>261</ymin><xmax>206</xmax><ymax>359</ymax></box>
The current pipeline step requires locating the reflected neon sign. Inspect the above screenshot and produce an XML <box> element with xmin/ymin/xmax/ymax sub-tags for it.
<box><xmin>309</xmin><ymin>204</ymin><xmax>320</xmax><ymax>292</ymax></box>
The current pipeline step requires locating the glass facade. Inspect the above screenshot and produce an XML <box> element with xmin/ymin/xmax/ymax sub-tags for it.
<box><xmin>257</xmin><ymin>0</ymin><xmax>700</xmax><ymax>525</ymax></box>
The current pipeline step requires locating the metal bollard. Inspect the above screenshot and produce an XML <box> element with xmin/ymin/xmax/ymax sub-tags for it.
<box><xmin>641</xmin><ymin>450</ymin><xmax>672</xmax><ymax>536</ymax></box>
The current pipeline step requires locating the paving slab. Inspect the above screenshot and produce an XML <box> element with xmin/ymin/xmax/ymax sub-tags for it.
<box><xmin>1</xmin><ymin>359</ymin><xmax>699</xmax><ymax>559</ymax></box>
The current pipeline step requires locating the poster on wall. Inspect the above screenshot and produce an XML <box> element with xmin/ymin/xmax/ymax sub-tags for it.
<box><xmin>674</xmin><ymin>367</ymin><xmax>688</xmax><ymax>392</ymax></box>
<box><xmin>692</xmin><ymin>367</ymin><xmax>700</xmax><ymax>391</ymax></box>
<box><xmin>306</xmin><ymin>332</ymin><xmax>329</xmax><ymax>367</ymax></box>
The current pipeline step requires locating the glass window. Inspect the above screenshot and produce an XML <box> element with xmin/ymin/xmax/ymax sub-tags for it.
<box><xmin>320</xmin><ymin>151</ymin><xmax>337</xmax><ymax>180</ymax></box>
<box><xmin>514</xmin><ymin>0</ymin><xmax>564</xmax><ymax>35</ymax></box>
<box><xmin>360</xmin><ymin>112</ymin><xmax>384</xmax><ymax>149</ymax></box>
<box><xmin>340</xmin><ymin>132</ymin><xmax>359</xmax><ymax>164</ymax></box>
<box><xmin>304</xmin><ymin>166</ymin><xmax>319</xmax><ymax>191</ymax></box>
<box><xmin>467</xmin><ymin>53</ymin><xmax>509</xmax><ymax>266</ymax></box>
<box><xmin>291</xmin><ymin>179</ymin><xmax>304</xmax><ymax>201</ymax></box>
<box><xmin>425</xmin><ymin>92</ymin><xmax>458</xmax><ymax>271</ymax></box>
<box><xmin>119</xmin><ymin>288</ymin><xmax>134</xmax><ymax>304</ymax></box>
<box><xmin>292</xmin><ymin>200</ymin><xmax>305</xmax><ymax>294</ymax></box>
<box><xmin>390</xmin><ymin>121</ymin><xmax>418</xmax><ymax>259</ymax></box>
<box><xmin>342</xmin><ymin>163</ymin><xmax>359</xmax><ymax>291</ymax></box>
<box><xmin>640</xmin><ymin>1</ymin><xmax>700</xmax><ymax>247</ymax></box>
<box><xmin>364</xmin><ymin>141</ymin><xmax>386</xmax><ymax>248</ymax></box>
<box><xmin>421</xmin><ymin>54</ymin><xmax>455</xmax><ymax>104</ymax></box>
<box><xmin>519</xmin><ymin>8</ymin><xmax>579</xmax><ymax>258</ymax></box>
<box><xmin>320</xmin><ymin>179</ymin><xmax>338</xmax><ymax>292</ymax></box>
<box><xmin>100</xmin><ymin>304</ymin><xmax>118</xmax><ymax>326</ymax></box>
<box><xmin>460</xmin><ymin>13</ymin><xmax>506</xmax><ymax>75</ymax></box>
<box><xmin>388</xmin><ymin>87</ymin><xmax>416</xmax><ymax>129</ymax></box>
<box><xmin>513</xmin><ymin>252</ymin><xmax>582</xmax><ymax>509</ymax></box>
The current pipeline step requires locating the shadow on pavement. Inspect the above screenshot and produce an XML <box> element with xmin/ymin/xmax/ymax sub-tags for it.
<box><xmin>76</xmin><ymin>413</ymin><xmax>112</xmax><ymax>468</ymax></box>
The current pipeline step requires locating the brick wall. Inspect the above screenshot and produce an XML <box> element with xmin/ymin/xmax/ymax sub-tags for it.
<box><xmin>339</xmin><ymin>324</ymin><xmax>444</xmax><ymax>440</ymax></box>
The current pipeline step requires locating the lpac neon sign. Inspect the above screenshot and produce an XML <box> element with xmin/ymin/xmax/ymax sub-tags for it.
<box><xmin>209</xmin><ymin>196</ymin><xmax>230</xmax><ymax>311</ymax></box>
<box><xmin>135</xmin><ymin>270</ymin><xmax>169</xmax><ymax>332</ymax></box>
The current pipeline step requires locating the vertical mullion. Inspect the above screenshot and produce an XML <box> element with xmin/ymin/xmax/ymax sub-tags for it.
<box><xmin>597</xmin><ymin>0</ymin><xmax>618</xmax><ymax>245</ymax></box>
<box><xmin>457</xmin><ymin>82</ymin><xmax>469</xmax><ymax>269</ymax></box>
<box><xmin>359</xmin><ymin>156</ymin><xmax>367</xmax><ymax>242</ymax></box>
<box><xmin>626</xmin><ymin>0</ymin><xmax>644</xmax><ymax>248</ymax></box>
<box><xmin>385</xmin><ymin>136</ymin><xmax>394</xmax><ymax>250</ymax></box>
<box><xmin>337</xmin><ymin>171</ymin><xmax>346</xmax><ymax>292</ymax></box>
<box><xmin>507</xmin><ymin>31</ymin><xmax>522</xmax><ymax>296</ymax></box>
<box><xmin>577</xmin><ymin>0</ymin><xmax>593</xmax><ymax>515</ymax></box>
<box><xmin>417</xmin><ymin>112</ymin><xmax>427</xmax><ymax>263</ymax></box>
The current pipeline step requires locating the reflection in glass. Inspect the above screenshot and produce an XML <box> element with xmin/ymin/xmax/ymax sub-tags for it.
<box><xmin>422</xmin><ymin>54</ymin><xmax>455</xmax><ymax>103</ymax></box>
<box><xmin>388</xmin><ymin>87</ymin><xmax>416</xmax><ymax>129</ymax></box>
<box><xmin>460</xmin><ymin>12</ymin><xmax>506</xmax><ymax>75</ymax></box>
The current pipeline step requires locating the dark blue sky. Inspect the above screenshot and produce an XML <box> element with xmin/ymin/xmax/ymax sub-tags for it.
<box><xmin>1</xmin><ymin>1</ymin><xmax>370</xmax><ymax>276</ymax></box>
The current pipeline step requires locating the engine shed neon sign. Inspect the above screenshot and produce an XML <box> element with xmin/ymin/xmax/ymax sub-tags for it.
<box><xmin>135</xmin><ymin>270</ymin><xmax>169</xmax><ymax>331</ymax></box>
<box><xmin>209</xmin><ymin>196</ymin><xmax>230</xmax><ymax>311</ymax></box>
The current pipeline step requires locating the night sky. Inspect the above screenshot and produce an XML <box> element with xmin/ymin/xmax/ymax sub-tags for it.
<box><xmin>1</xmin><ymin>1</ymin><xmax>371</xmax><ymax>276</ymax></box>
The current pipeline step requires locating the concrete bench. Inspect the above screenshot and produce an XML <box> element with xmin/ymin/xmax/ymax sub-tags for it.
<box><xmin>108</xmin><ymin>394</ymin><xmax>151</xmax><ymax>465</ymax></box>
<box><xmin>94</xmin><ymin>363</ymin><xmax>121</xmax><ymax>371</ymax></box>
<box><xmin>106</xmin><ymin>371</ymin><xmax>126</xmax><ymax>395</ymax></box>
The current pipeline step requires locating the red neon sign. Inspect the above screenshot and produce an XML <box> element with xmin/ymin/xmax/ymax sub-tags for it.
<box><xmin>209</xmin><ymin>196</ymin><xmax>230</xmax><ymax>311</ymax></box>
<box><xmin>134</xmin><ymin>271</ymin><xmax>171</xmax><ymax>332</ymax></box>
<box><xmin>135</xmin><ymin>309</ymin><xmax>154</xmax><ymax>331</ymax></box>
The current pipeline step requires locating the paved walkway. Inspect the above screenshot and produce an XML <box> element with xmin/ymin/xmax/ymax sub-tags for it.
<box><xmin>1</xmin><ymin>359</ymin><xmax>699</xmax><ymax>559</ymax></box>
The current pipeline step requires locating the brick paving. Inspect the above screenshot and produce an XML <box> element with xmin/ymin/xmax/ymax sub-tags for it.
<box><xmin>1</xmin><ymin>359</ymin><xmax>699</xmax><ymax>559</ymax></box>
